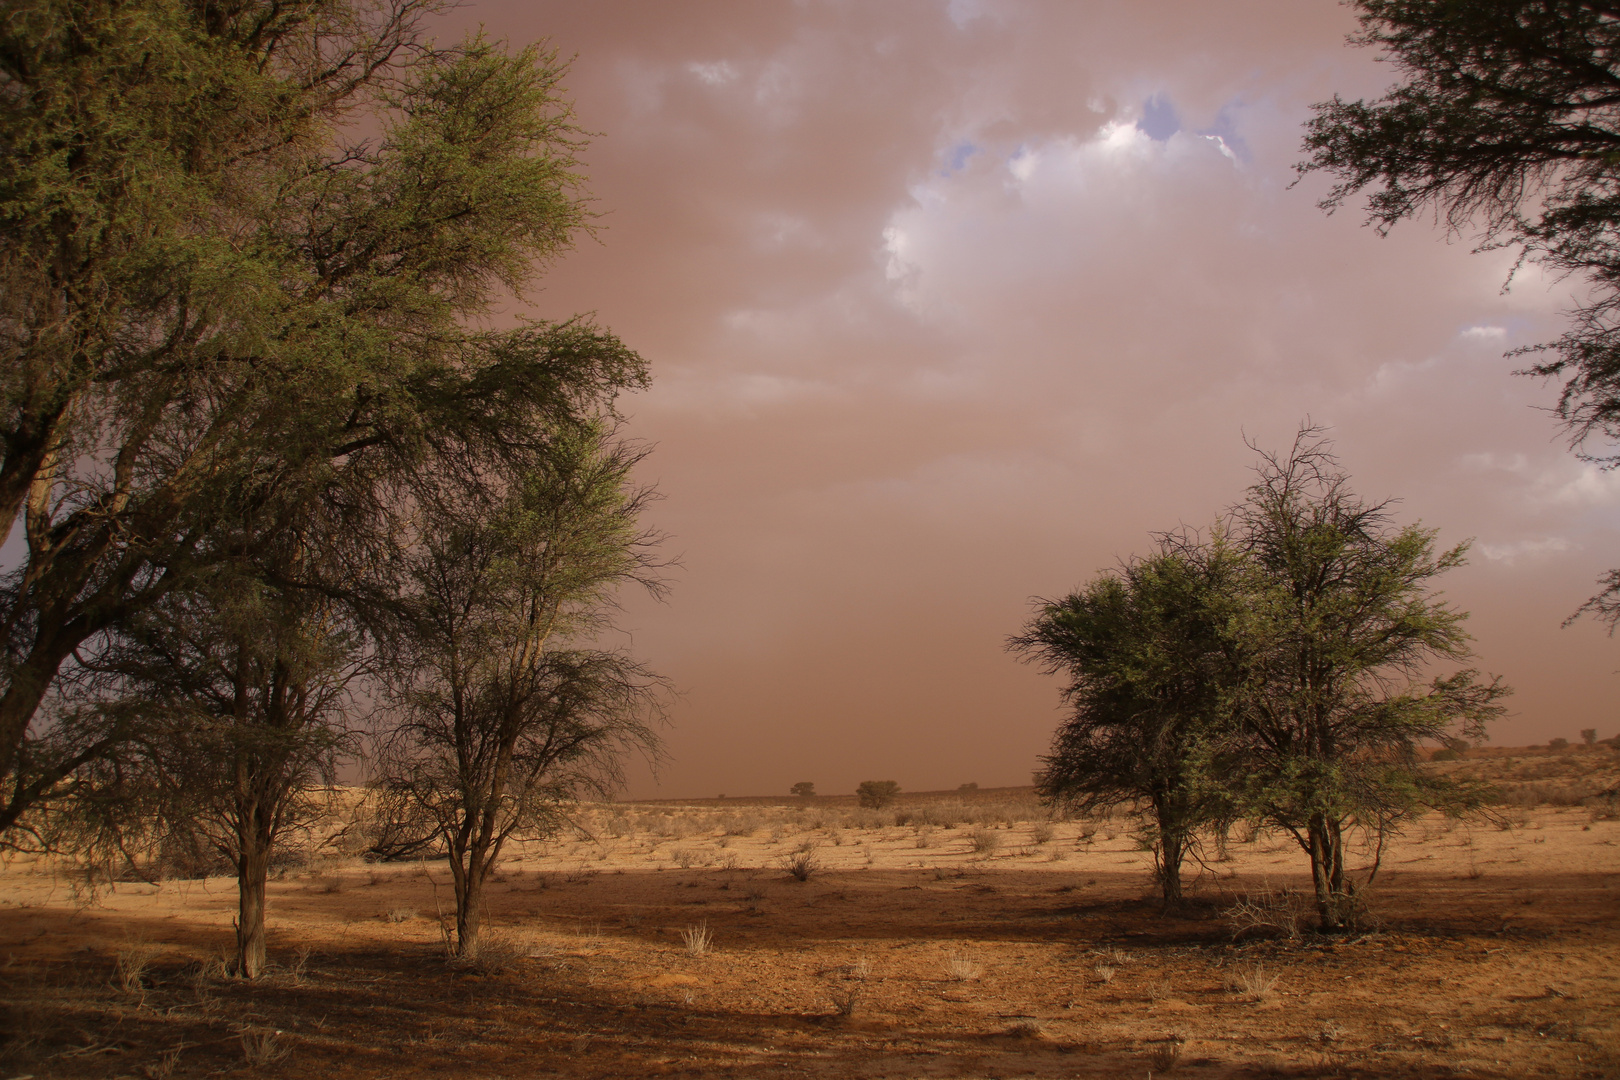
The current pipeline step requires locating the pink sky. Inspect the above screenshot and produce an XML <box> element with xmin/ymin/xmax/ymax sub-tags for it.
<box><xmin>444</xmin><ymin>1</ymin><xmax>1620</xmax><ymax>798</ymax></box>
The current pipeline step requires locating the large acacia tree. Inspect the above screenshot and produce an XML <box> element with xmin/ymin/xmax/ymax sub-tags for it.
<box><xmin>1229</xmin><ymin>430</ymin><xmax>1509</xmax><ymax>929</ymax></box>
<box><xmin>0</xmin><ymin>0</ymin><xmax>647</xmax><ymax>840</ymax></box>
<box><xmin>1012</xmin><ymin>533</ymin><xmax>1247</xmax><ymax>905</ymax></box>
<box><xmin>1299</xmin><ymin>0</ymin><xmax>1620</xmax><ymax>621</ymax></box>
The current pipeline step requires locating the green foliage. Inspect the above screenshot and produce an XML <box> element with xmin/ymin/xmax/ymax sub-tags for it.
<box><xmin>1011</xmin><ymin>531</ymin><xmax>1246</xmax><ymax>903</ymax></box>
<box><xmin>0</xmin><ymin>0</ymin><xmax>648</xmax><ymax>838</ymax></box>
<box><xmin>1227</xmin><ymin>428</ymin><xmax>1508</xmax><ymax>928</ymax></box>
<box><xmin>1297</xmin><ymin>0</ymin><xmax>1620</xmax><ymax>622</ymax></box>
<box><xmin>1014</xmin><ymin>427</ymin><xmax>1509</xmax><ymax>924</ymax></box>
<box><xmin>856</xmin><ymin>780</ymin><xmax>900</xmax><ymax>808</ymax></box>
<box><xmin>376</xmin><ymin>421</ymin><xmax>666</xmax><ymax>959</ymax></box>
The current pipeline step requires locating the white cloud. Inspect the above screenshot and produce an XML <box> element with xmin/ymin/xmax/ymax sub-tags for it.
<box><xmin>1477</xmin><ymin>537</ymin><xmax>1574</xmax><ymax>564</ymax></box>
<box><xmin>1540</xmin><ymin>462</ymin><xmax>1620</xmax><ymax>508</ymax></box>
<box><xmin>687</xmin><ymin>60</ymin><xmax>738</xmax><ymax>87</ymax></box>
<box><xmin>1460</xmin><ymin>324</ymin><xmax>1507</xmax><ymax>341</ymax></box>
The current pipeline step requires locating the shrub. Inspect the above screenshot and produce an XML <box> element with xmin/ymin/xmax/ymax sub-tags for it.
<box><xmin>1549</xmin><ymin>737</ymin><xmax>1570</xmax><ymax>750</ymax></box>
<box><xmin>778</xmin><ymin>849</ymin><xmax>820</xmax><ymax>881</ymax></box>
<box><xmin>969</xmin><ymin>827</ymin><xmax>1000</xmax><ymax>855</ymax></box>
<box><xmin>1430</xmin><ymin>747</ymin><xmax>1462</xmax><ymax>761</ymax></box>
<box><xmin>1581</xmin><ymin>728</ymin><xmax>1598</xmax><ymax>746</ymax></box>
<box><xmin>856</xmin><ymin>780</ymin><xmax>900</xmax><ymax>808</ymax></box>
<box><xmin>791</xmin><ymin>781</ymin><xmax>816</xmax><ymax>797</ymax></box>
<box><xmin>1223</xmin><ymin>886</ymin><xmax>1307</xmax><ymax>941</ymax></box>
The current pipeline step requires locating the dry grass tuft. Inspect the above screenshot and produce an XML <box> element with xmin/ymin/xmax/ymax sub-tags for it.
<box><xmin>142</xmin><ymin>1046</ymin><xmax>184</xmax><ymax>1079</ymax></box>
<box><xmin>682</xmin><ymin>921</ymin><xmax>713</xmax><ymax>957</ymax></box>
<box><xmin>1224</xmin><ymin>885</ymin><xmax>1308</xmax><ymax>941</ymax></box>
<box><xmin>115</xmin><ymin>940</ymin><xmax>162</xmax><ymax>996</ymax></box>
<box><xmin>1229</xmin><ymin>963</ymin><xmax>1280</xmax><ymax>1002</ymax></box>
<box><xmin>828</xmin><ymin>983</ymin><xmax>861</xmax><ymax>1018</ymax></box>
<box><xmin>238</xmin><ymin>1026</ymin><xmax>290</xmax><ymax>1067</ymax></box>
<box><xmin>1149</xmin><ymin>1034</ymin><xmax>1185</xmax><ymax>1072</ymax></box>
<box><xmin>945</xmin><ymin>952</ymin><xmax>983</xmax><ymax>982</ymax></box>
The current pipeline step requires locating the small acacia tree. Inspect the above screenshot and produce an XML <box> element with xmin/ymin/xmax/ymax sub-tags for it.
<box><xmin>790</xmin><ymin>781</ymin><xmax>815</xmax><ymax>797</ymax></box>
<box><xmin>377</xmin><ymin>422</ymin><xmax>665</xmax><ymax>959</ymax></box>
<box><xmin>98</xmin><ymin>568</ymin><xmax>360</xmax><ymax>978</ymax></box>
<box><xmin>1011</xmin><ymin>533</ymin><xmax>1246</xmax><ymax>905</ymax></box>
<box><xmin>1230</xmin><ymin>429</ymin><xmax>1509</xmax><ymax>929</ymax></box>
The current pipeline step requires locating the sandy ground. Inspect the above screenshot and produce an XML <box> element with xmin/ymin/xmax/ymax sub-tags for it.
<box><xmin>2</xmin><ymin>777</ymin><xmax>1618</xmax><ymax>1079</ymax></box>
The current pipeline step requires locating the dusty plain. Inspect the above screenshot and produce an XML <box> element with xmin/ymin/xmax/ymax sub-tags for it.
<box><xmin>2</xmin><ymin>747</ymin><xmax>1618</xmax><ymax>1079</ymax></box>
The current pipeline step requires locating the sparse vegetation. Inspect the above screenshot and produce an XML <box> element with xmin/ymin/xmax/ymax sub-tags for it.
<box><xmin>1149</xmin><ymin>1035</ymin><xmax>1184</xmax><ymax>1072</ymax></box>
<box><xmin>1224</xmin><ymin>885</ymin><xmax>1308</xmax><ymax>941</ymax></box>
<box><xmin>0</xmin><ymin>781</ymin><xmax>1613</xmax><ymax>1078</ymax></box>
<box><xmin>969</xmin><ymin>826</ymin><xmax>1001</xmax><ymax>855</ymax></box>
<box><xmin>114</xmin><ymin>941</ymin><xmax>162</xmax><ymax>996</ymax></box>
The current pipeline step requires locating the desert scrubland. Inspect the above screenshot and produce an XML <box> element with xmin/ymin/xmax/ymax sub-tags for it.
<box><xmin>1</xmin><ymin>747</ymin><xmax>1618</xmax><ymax>1080</ymax></box>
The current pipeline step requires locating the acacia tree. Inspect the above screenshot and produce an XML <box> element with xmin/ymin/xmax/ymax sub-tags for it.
<box><xmin>0</xmin><ymin>1</ymin><xmax>648</xmax><ymax>837</ymax></box>
<box><xmin>97</xmin><ymin>565</ymin><xmax>360</xmax><ymax>978</ymax></box>
<box><xmin>1230</xmin><ymin>430</ymin><xmax>1509</xmax><ymax>929</ymax></box>
<box><xmin>377</xmin><ymin>423</ymin><xmax>665</xmax><ymax>960</ymax></box>
<box><xmin>1011</xmin><ymin>534</ymin><xmax>1246</xmax><ymax>905</ymax></box>
<box><xmin>1298</xmin><ymin>0</ymin><xmax>1620</xmax><ymax>621</ymax></box>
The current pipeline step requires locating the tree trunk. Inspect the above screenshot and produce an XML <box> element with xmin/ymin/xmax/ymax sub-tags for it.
<box><xmin>1158</xmin><ymin>830</ymin><xmax>1185</xmax><ymax>905</ymax></box>
<box><xmin>1153</xmin><ymin>799</ymin><xmax>1186</xmax><ymax>905</ymax></box>
<box><xmin>1307</xmin><ymin>815</ymin><xmax>1347</xmax><ymax>931</ymax></box>
<box><xmin>450</xmin><ymin>837</ymin><xmax>488</xmax><ymax>960</ymax></box>
<box><xmin>236</xmin><ymin>824</ymin><xmax>271</xmax><ymax>978</ymax></box>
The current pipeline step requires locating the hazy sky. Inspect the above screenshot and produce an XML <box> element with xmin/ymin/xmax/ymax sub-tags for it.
<box><xmin>443</xmin><ymin>0</ymin><xmax>1620</xmax><ymax>798</ymax></box>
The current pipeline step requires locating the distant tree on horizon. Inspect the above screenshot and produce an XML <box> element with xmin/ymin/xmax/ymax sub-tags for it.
<box><xmin>856</xmin><ymin>780</ymin><xmax>900</xmax><ymax>808</ymax></box>
<box><xmin>791</xmin><ymin>781</ymin><xmax>816</xmax><ymax>797</ymax></box>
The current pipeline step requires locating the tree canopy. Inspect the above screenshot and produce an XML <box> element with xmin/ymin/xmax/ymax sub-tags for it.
<box><xmin>1298</xmin><ymin>0</ymin><xmax>1620</xmax><ymax>621</ymax></box>
<box><xmin>1229</xmin><ymin>430</ymin><xmax>1508</xmax><ymax>928</ymax></box>
<box><xmin>0</xmin><ymin>0</ymin><xmax>648</xmax><ymax>839</ymax></box>
<box><xmin>1011</xmin><ymin>533</ymin><xmax>1246</xmax><ymax>904</ymax></box>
